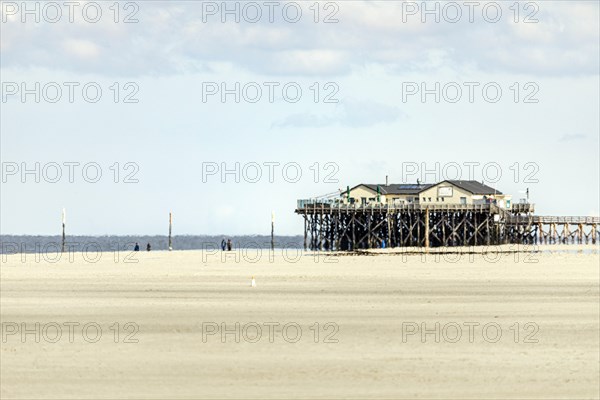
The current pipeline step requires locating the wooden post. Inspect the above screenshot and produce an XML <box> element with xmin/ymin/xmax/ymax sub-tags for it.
<box><xmin>463</xmin><ymin>212</ymin><xmax>468</xmax><ymax>246</ymax></box>
<box><xmin>335</xmin><ymin>210</ymin><xmax>340</xmax><ymax>251</ymax></box>
<box><xmin>486</xmin><ymin>216</ymin><xmax>490</xmax><ymax>245</ymax></box>
<box><xmin>502</xmin><ymin>213</ymin><xmax>508</xmax><ymax>245</ymax></box>
<box><xmin>314</xmin><ymin>214</ymin><xmax>318</xmax><ymax>250</ymax></box>
<box><xmin>168</xmin><ymin>212</ymin><xmax>173</xmax><ymax>251</ymax></box>
<box><xmin>271</xmin><ymin>211</ymin><xmax>275</xmax><ymax>251</ymax></box>
<box><xmin>368</xmin><ymin>210</ymin><xmax>372</xmax><ymax>249</ymax></box>
<box><xmin>424</xmin><ymin>208</ymin><xmax>430</xmax><ymax>248</ymax></box>
<box><xmin>398</xmin><ymin>212</ymin><xmax>404</xmax><ymax>247</ymax></box>
<box><xmin>408</xmin><ymin>211</ymin><xmax>413</xmax><ymax>246</ymax></box>
<box><xmin>442</xmin><ymin>213</ymin><xmax>447</xmax><ymax>246</ymax></box>
<box><xmin>386</xmin><ymin>206</ymin><xmax>391</xmax><ymax>249</ymax></box>
<box><xmin>474</xmin><ymin>213</ymin><xmax>478</xmax><ymax>246</ymax></box>
<box><xmin>303</xmin><ymin>214</ymin><xmax>308</xmax><ymax>251</ymax></box>
<box><xmin>61</xmin><ymin>208</ymin><xmax>66</xmax><ymax>253</ymax></box>
<box><xmin>352</xmin><ymin>215</ymin><xmax>356</xmax><ymax>251</ymax></box>
<box><xmin>319</xmin><ymin>206</ymin><xmax>323</xmax><ymax>251</ymax></box>
<box><xmin>416</xmin><ymin>211</ymin><xmax>421</xmax><ymax>247</ymax></box>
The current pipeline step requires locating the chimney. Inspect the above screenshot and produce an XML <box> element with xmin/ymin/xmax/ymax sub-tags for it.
<box><xmin>385</xmin><ymin>175</ymin><xmax>389</xmax><ymax>186</ymax></box>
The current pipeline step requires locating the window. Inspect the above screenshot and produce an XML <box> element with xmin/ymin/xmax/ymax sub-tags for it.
<box><xmin>442</xmin><ymin>197</ymin><xmax>445</xmax><ymax>202</ymax></box>
<box><xmin>460</xmin><ymin>197</ymin><xmax>467</xmax><ymax>205</ymax></box>
<box><xmin>422</xmin><ymin>197</ymin><xmax>426</xmax><ymax>202</ymax></box>
<box><xmin>361</xmin><ymin>197</ymin><xmax>367</xmax><ymax>205</ymax></box>
<box><xmin>437</xmin><ymin>186</ymin><xmax>453</xmax><ymax>197</ymax></box>
<box><xmin>428</xmin><ymin>197</ymin><xmax>432</xmax><ymax>202</ymax></box>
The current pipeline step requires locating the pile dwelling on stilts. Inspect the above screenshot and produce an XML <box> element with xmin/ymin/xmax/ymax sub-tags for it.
<box><xmin>295</xmin><ymin>179</ymin><xmax>599</xmax><ymax>250</ymax></box>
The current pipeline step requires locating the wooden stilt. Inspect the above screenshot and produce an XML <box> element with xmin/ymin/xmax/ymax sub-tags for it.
<box><xmin>424</xmin><ymin>208</ymin><xmax>430</xmax><ymax>248</ymax></box>
<box><xmin>303</xmin><ymin>214</ymin><xmax>307</xmax><ymax>251</ymax></box>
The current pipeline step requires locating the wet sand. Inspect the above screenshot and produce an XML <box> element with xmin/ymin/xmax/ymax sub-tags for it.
<box><xmin>1</xmin><ymin>249</ymin><xmax>599</xmax><ymax>399</ymax></box>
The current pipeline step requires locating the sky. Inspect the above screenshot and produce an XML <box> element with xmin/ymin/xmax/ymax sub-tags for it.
<box><xmin>1</xmin><ymin>0</ymin><xmax>599</xmax><ymax>236</ymax></box>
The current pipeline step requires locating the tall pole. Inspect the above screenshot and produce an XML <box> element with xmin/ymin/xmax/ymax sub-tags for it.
<box><xmin>168</xmin><ymin>212</ymin><xmax>173</xmax><ymax>251</ymax></box>
<box><xmin>271</xmin><ymin>211</ymin><xmax>275</xmax><ymax>251</ymax></box>
<box><xmin>61</xmin><ymin>208</ymin><xmax>66</xmax><ymax>253</ymax></box>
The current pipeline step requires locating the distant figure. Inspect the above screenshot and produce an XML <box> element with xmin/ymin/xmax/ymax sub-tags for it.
<box><xmin>134</xmin><ymin>242</ymin><xmax>140</xmax><ymax>252</ymax></box>
<box><xmin>146</xmin><ymin>243</ymin><xmax>151</xmax><ymax>252</ymax></box>
<box><xmin>227</xmin><ymin>239</ymin><xmax>232</xmax><ymax>251</ymax></box>
<box><xmin>221</xmin><ymin>238</ymin><xmax>226</xmax><ymax>251</ymax></box>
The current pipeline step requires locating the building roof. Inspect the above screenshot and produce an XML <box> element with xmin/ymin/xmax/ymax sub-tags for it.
<box><xmin>348</xmin><ymin>180</ymin><xmax>502</xmax><ymax>196</ymax></box>
<box><xmin>441</xmin><ymin>180</ymin><xmax>503</xmax><ymax>195</ymax></box>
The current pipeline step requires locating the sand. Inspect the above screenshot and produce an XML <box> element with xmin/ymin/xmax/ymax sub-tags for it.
<box><xmin>1</xmin><ymin>248</ymin><xmax>599</xmax><ymax>399</ymax></box>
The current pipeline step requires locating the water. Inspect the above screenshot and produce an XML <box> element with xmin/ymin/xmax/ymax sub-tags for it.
<box><xmin>0</xmin><ymin>235</ymin><xmax>304</xmax><ymax>253</ymax></box>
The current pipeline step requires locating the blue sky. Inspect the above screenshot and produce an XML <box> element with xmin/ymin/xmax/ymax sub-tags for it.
<box><xmin>1</xmin><ymin>1</ymin><xmax>599</xmax><ymax>235</ymax></box>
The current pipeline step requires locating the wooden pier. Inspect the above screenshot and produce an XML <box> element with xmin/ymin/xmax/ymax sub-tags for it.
<box><xmin>506</xmin><ymin>215</ymin><xmax>599</xmax><ymax>245</ymax></box>
<box><xmin>296</xmin><ymin>201</ymin><xmax>599</xmax><ymax>250</ymax></box>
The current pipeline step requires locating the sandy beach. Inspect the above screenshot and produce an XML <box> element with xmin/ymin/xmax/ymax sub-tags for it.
<box><xmin>1</xmin><ymin>248</ymin><xmax>599</xmax><ymax>399</ymax></box>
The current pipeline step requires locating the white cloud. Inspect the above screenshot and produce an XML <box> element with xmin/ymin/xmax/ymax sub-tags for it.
<box><xmin>62</xmin><ymin>39</ymin><xmax>100</xmax><ymax>59</ymax></box>
<box><xmin>273</xmin><ymin>99</ymin><xmax>404</xmax><ymax>128</ymax></box>
<box><xmin>1</xmin><ymin>1</ymin><xmax>597</xmax><ymax>77</ymax></box>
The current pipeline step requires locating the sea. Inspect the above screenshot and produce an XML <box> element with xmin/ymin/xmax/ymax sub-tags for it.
<box><xmin>0</xmin><ymin>235</ymin><xmax>304</xmax><ymax>253</ymax></box>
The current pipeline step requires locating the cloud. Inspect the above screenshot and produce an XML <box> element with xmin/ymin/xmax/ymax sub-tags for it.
<box><xmin>62</xmin><ymin>39</ymin><xmax>100</xmax><ymax>60</ymax></box>
<box><xmin>1</xmin><ymin>1</ymin><xmax>598</xmax><ymax>77</ymax></box>
<box><xmin>273</xmin><ymin>100</ymin><xmax>404</xmax><ymax>128</ymax></box>
<box><xmin>272</xmin><ymin>112</ymin><xmax>333</xmax><ymax>128</ymax></box>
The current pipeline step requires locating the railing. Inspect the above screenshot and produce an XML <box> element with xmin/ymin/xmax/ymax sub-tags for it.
<box><xmin>511</xmin><ymin>203</ymin><xmax>536</xmax><ymax>213</ymax></box>
<box><xmin>507</xmin><ymin>215</ymin><xmax>600</xmax><ymax>224</ymax></box>
<box><xmin>296</xmin><ymin>199</ymin><xmax>544</xmax><ymax>214</ymax></box>
<box><xmin>297</xmin><ymin>199</ymin><xmax>337</xmax><ymax>209</ymax></box>
<box><xmin>297</xmin><ymin>200</ymin><xmax>503</xmax><ymax>212</ymax></box>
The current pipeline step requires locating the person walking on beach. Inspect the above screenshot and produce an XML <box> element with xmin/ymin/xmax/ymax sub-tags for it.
<box><xmin>134</xmin><ymin>242</ymin><xmax>140</xmax><ymax>251</ymax></box>
<box><xmin>221</xmin><ymin>238</ymin><xmax>226</xmax><ymax>251</ymax></box>
<box><xmin>227</xmin><ymin>239</ymin><xmax>232</xmax><ymax>251</ymax></box>
<box><xmin>146</xmin><ymin>243</ymin><xmax>151</xmax><ymax>252</ymax></box>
